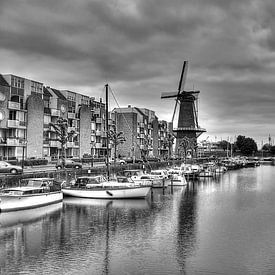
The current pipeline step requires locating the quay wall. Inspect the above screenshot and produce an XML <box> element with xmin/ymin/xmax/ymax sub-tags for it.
<box><xmin>0</xmin><ymin>161</ymin><xmax>179</xmax><ymax>188</ymax></box>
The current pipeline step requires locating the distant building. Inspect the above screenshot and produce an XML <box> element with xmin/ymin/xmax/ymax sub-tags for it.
<box><xmin>112</xmin><ymin>106</ymin><xmax>171</xmax><ymax>159</ymax></box>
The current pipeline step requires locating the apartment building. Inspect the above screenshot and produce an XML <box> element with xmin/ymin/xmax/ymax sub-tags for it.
<box><xmin>0</xmin><ymin>73</ymin><xmax>171</xmax><ymax>161</ymax></box>
<box><xmin>112</xmin><ymin>106</ymin><xmax>171</xmax><ymax>160</ymax></box>
<box><xmin>0</xmin><ymin>74</ymin><xmax>43</xmax><ymax>160</ymax></box>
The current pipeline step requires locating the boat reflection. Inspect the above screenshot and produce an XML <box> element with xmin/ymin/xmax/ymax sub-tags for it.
<box><xmin>63</xmin><ymin>197</ymin><xmax>150</xmax><ymax>210</ymax></box>
<box><xmin>0</xmin><ymin>202</ymin><xmax>63</xmax><ymax>228</ymax></box>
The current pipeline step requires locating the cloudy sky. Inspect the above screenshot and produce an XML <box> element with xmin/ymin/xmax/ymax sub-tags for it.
<box><xmin>1</xmin><ymin>0</ymin><xmax>275</xmax><ymax>146</ymax></box>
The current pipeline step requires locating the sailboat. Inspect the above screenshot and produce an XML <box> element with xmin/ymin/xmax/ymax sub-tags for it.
<box><xmin>62</xmin><ymin>84</ymin><xmax>151</xmax><ymax>199</ymax></box>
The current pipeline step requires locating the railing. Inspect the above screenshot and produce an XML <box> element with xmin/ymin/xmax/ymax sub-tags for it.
<box><xmin>7</xmin><ymin>120</ymin><xmax>19</xmax><ymax>128</ymax></box>
<box><xmin>68</xmin><ymin>112</ymin><xmax>76</xmax><ymax>119</ymax></box>
<box><xmin>8</xmin><ymin>101</ymin><xmax>21</xmax><ymax>110</ymax></box>
<box><xmin>96</xmin><ymin>130</ymin><xmax>101</xmax><ymax>136</ymax></box>
<box><xmin>96</xmin><ymin>118</ymin><xmax>103</xmax><ymax>123</ymax></box>
<box><xmin>50</xmin><ymin>141</ymin><xmax>60</xmax><ymax>147</ymax></box>
<box><xmin>95</xmin><ymin>143</ymin><xmax>102</xmax><ymax>149</ymax></box>
<box><xmin>19</xmin><ymin>121</ymin><xmax>26</xmax><ymax>127</ymax></box>
<box><xmin>67</xmin><ymin>142</ymin><xmax>74</xmax><ymax>147</ymax></box>
<box><xmin>6</xmin><ymin>138</ymin><xmax>19</xmax><ymax>146</ymax></box>
<box><xmin>173</xmin><ymin>127</ymin><xmax>206</xmax><ymax>132</ymax></box>
<box><xmin>68</xmin><ymin>127</ymin><xmax>76</xmax><ymax>132</ymax></box>
<box><xmin>51</xmin><ymin>109</ymin><xmax>61</xmax><ymax>116</ymax></box>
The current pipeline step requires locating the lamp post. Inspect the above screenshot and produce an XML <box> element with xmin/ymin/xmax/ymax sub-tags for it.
<box><xmin>21</xmin><ymin>139</ymin><xmax>27</xmax><ymax>169</ymax></box>
<box><xmin>90</xmin><ymin>141</ymin><xmax>95</xmax><ymax>167</ymax></box>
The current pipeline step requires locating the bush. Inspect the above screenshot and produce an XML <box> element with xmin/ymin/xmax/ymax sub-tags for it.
<box><xmin>21</xmin><ymin>158</ymin><xmax>48</xmax><ymax>166</ymax></box>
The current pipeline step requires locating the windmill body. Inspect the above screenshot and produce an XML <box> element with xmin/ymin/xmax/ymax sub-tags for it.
<box><xmin>161</xmin><ymin>61</ymin><xmax>206</xmax><ymax>158</ymax></box>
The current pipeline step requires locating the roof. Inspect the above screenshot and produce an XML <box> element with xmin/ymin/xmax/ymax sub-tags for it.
<box><xmin>0</xmin><ymin>74</ymin><xmax>9</xmax><ymax>87</ymax></box>
<box><xmin>51</xmin><ymin>88</ymin><xmax>67</xmax><ymax>101</ymax></box>
<box><xmin>43</xmin><ymin>87</ymin><xmax>52</xmax><ymax>97</ymax></box>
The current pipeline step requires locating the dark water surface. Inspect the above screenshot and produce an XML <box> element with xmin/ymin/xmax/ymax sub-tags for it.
<box><xmin>1</xmin><ymin>166</ymin><xmax>275</xmax><ymax>274</ymax></box>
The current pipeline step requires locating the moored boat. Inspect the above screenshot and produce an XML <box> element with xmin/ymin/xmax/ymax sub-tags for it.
<box><xmin>62</xmin><ymin>175</ymin><xmax>151</xmax><ymax>199</ymax></box>
<box><xmin>167</xmin><ymin>168</ymin><xmax>187</xmax><ymax>186</ymax></box>
<box><xmin>0</xmin><ymin>178</ymin><xmax>63</xmax><ymax>212</ymax></box>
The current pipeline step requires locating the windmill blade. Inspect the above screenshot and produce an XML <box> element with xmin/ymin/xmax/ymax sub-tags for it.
<box><xmin>171</xmin><ymin>61</ymin><xmax>188</xmax><ymax>124</ymax></box>
<box><xmin>171</xmin><ymin>98</ymin><xmax>179</xmax><ymax>124</ymax></box>
<box><xmin>161</xmin><ymin>91</ymin><xmax>179</xmax><ymax>99</ymax></box>
<box><xmin>178</xmin><ymin>61</ymin><xmax>188</xmax><ymax>93</ymax></box>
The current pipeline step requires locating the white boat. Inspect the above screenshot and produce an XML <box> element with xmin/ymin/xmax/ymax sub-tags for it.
<box><xmin>167</xmin><ymin>168</ymin><xmax>187</xmax><ymax>186</ymax></box>
<box><xmin>121</xmin><ymin>169</ymin><xmax>165</xmax><ymax>188</ymax></box>
<box><xmin>199</xmin><ymin>169</ymin><xmax>214</xmax><ymax>177</ymax></box>
<box><xmin>0</xmin><ymin>178</ymin><xmax>63</xmax><ymax>212</ymax></box>
<box><xmin>62</xmin><ymin>175</ymin><xmax>151</xmax><ymax>199</ymax></box>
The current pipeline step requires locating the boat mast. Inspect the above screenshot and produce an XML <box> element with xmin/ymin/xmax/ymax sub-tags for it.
<box><xmin>105</xmin><ymin>84</ymin><xmax>110</xmax><ymax>180</ymax></box>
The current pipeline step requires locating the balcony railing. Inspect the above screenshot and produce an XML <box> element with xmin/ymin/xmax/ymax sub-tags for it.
<box><xmin>67</xmin><ymin>142</ymin><xmax>74</xmax><ymax>147</ymax></box>
<box><xmin>96</xmin><ymin>130</ymin><xmax>102</xmax><ymax>136</ymax></box>
<box><xmin>7</xmin><ymin>120</ymin><xmax>19</xmax><ymax>128</ymax></box>
<box><xmin>51</xmin><ymin>109</ymin><xmax>61</xmax><ymax>117</ymax></box>
<box><xmin>50</xmin><ymin>141</ymin><xmax>60</xmax><ymax>147</ymax></box>
<box><xmin>68</xmin><ymin>112</ymin><xmax>76</xmax><ymax>119</ymax></box>
<box><xmin>96</xmin><ymin>117</ymin><xmax>103</xmax><ymax>124</ymax></box>
<box><xmin>8</xmin><ymin>101</ymin><xmax>21</xmax><ymax>110</ymax></box>
<box><xmin>6</xmin><ymin>138</ymin><xmax>19</xmax><ymax>146</ymax></box>
<box><xmin>68</xmin><ymin>127</ymin><xmax>76</xmax><ymax>132</ymax></box>
<box><xmin>95</xmin><ymin>143</ymin><xmax>102</xmax><ymax>149</ymax></box>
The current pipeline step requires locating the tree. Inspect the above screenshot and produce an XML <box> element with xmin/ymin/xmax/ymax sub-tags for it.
<box><xmin>262</xmin><ymin>143</ymin><xmax>271</xmax><ymax>152</ymax></box>
<box><xmin>47</xmin><ymin>117</ymin><xmax>76</xmax><ymax>167</ymax></box>
<box><xmin>270</xmin><ymin>146</ymin><xmax>275</xmax><ymax>155</ymax></box>
<box><xmin>218</xmin><ymin>140</ymin><xmax>231</xmax><ymax>151</ymax></box>
<box><xmin>234</xmin><ymin>135</ymin><xmax>258</xmax><ymax>156</ymax></box>
<box><xmin>108</xmin><ymin>126</ymin><xmax>126</xmax><ymax>165</ymax></box>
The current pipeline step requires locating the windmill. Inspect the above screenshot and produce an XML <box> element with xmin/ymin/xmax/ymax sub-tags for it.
<box><xmin>161</xmin><ymin>61</ymin><xmax>206</xmax><ymax>158</ymax></box>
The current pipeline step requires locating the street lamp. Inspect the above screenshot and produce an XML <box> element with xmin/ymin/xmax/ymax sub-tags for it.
<box><xmin>90</xmin><ymin>141</ymin><xmax>95</xmax><ymax>167</ymax></box>
<box><xmin>21</xmin><ymin>139</ymin><xmax>27</xmax><ymax>169</ymax></box>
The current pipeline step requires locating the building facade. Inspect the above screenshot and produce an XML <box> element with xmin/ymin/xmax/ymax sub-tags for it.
<box><xmin>0</xmin><ymin>73</ymin><xmax>171</xmax><ymax>161</ymax></box>
<box><xmin>112</xmin><ymin>106</ymin><xmax>171</xmax><ymax>160</ymax></box>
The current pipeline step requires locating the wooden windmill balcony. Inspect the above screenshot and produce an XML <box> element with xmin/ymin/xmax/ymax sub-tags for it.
<box><xmin>173</xmin><ymin>126</ymin><xmax>206</xmax><ymax>132</ymax></box>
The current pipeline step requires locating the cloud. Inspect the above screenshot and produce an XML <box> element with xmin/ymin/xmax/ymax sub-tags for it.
<box><xmin>1</xmin><ymin>0</ymin><xmax>275</xmax><ymax>144</ymax></box>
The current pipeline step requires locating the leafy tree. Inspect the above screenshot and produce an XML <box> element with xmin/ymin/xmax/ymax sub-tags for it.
<box><xmin>270</xmin><ymin>146</ymin><xmax>275</xmax><ymax>155</ymax></box>
<box><xmin>108</xmin><ymin>125</ymin><xmax>126</xmax><ymax>164</ymax></box>
<box><xmin>46</xmin><ymin>117</ymin><xmax>76</xmax><ymax>167</ymax></box>
<box><xmin>218</xmin><ymin>140</ymin><xmax>231</xmax><ymax>151</ymax></box>
<box><xmin>262</xmin><ymin>143</ymin><xmax>271</xmax><ymax>152</ymax></box>
<box><xmin>234</xmin><ymin>135</ymin><xmax>257</xmax><ymax>156</ymax></box>
<box><xmin>162</xmin><ymin>132</ymin><xmax>175</xmax><ymax>159</ymax></box>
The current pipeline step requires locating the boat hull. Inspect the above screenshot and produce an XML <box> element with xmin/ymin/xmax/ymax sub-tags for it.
<box><xmin>0</xmin><ymin>192</ymin><xmax>63</xmax><ymax>212</ymax></box>
<box><xmin>62</xmin><ymin>187</ymin><xmax>151</xmax><ymax>199</ymax></box>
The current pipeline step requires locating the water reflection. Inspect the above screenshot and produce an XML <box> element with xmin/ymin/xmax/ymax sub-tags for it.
<box><xmin>2</xmin><ymin>167</ymin><xmax>275</xmax><ymax>274</ymax></box>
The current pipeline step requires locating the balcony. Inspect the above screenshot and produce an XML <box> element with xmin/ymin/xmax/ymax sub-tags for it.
<box><xmin>96</xmin><ymin>117</ymin><xmax>103</xmax><ymax>124</ymax></box>
<box><xmin>67</xmin><ymin>142</ymin><xmax>74</xmax><ymax>147</ymax></box>
<box><xmin>95</xmin><ymin>143</ymin><xmax>102</xmax><ymax>149</ymax></box>
<box><xmin>18</xmin><ymin>121</ymin><xmax>26</xmax><ymax>128</ymax></box>
<box><xmin>6</xmin><ymin>138</ymin><xmax>19</xmax><ymax>146</ymax></box>
<box><xmin>8</xmin><ymin>101</ymin><xmax>21</xmax><ymax>110</ymax></box>
<box><xmin>139</xmin><ymin>122</ymin><xmax>145</xmax><ymax>128</ymax></box>
<box><xmin>68</xmin><ymin>112</ymin><xmax>76</xmax><ymax>119</ymax></box>
<box><xmin>68</xmin><ymin>127</ymin><xmax>76</xmax><ymax>132</ymax></box>
<box><xmin>51</xmin><ymin>109</ymin><xmax>61</xmax><ymax>117</ymax></box>
<box><xmin>7</xmin><ymin>120</ymin><xmax>19</xmax><ymax>128</ymax></box>
<box><xmin>95</xmin><ymin>130</ymin><xmax>102</xmax><ymax>136</ymax></box>
<box><xmin>50</xmin><ymin>141</ymin><xmax>60</xmax><ymax>147</ymax></box>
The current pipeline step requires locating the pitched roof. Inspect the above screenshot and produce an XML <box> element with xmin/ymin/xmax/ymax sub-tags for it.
<box><xmin>0</xmin><ymin>74</ymin><xmax>9</xmax><ymax>87</ymax></box>
<box><xmin>51</xmin><ymin>88</ymin><xmax>67</xmax><ymax>101</ymax></box>
<box><xmin>43</xmin><ymin>87</ymin><xmax>52</xmax><ymax>97</ymax></box>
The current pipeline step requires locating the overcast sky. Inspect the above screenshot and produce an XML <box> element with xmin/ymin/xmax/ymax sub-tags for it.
<box><xmin>1</xmin><ymin>0</ymin><xmax>275</xmax><ymax>146</ymax></box>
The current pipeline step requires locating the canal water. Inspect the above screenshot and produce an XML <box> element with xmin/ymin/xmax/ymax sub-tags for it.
<box><xmin>1</xmin><ymin>165</ymin><xmax>275</xmax><ymax>274</ymax></box>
